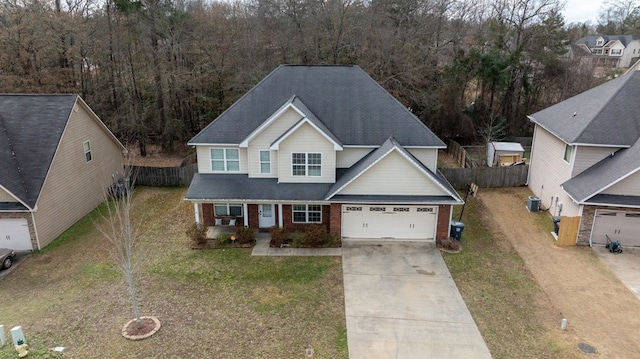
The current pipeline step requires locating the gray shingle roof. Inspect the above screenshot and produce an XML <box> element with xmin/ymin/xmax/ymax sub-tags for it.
<box><xmin>562</xmin><ymin>137</ymin><xmax>640</xmax><ymax>202</ymax></box>
<box><xmin>185</xmin><ymin>174</ymin><xmax>334</xmax><ymax>201</ymax></box>
<box><xmin>0</xmin><ymin>94</ymin><xmax>78</xmax><ymax>209</ymax></box>
<box><xmin>576</xmin><ymin>35</ymin><xmax>637</xmax><ymax>48</ymax></box>
<box><xmin>189</xmin><ymin>65</ymin><xmax>445</xmax><ymax>147</ymax></box>
<box><xmin>529</xmin><ymin>70</ymin><xmax>640</xmax><ymax>146</ymax></box>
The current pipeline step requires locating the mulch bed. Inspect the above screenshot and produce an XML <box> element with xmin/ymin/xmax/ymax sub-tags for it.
<box><xmin>124</xmin><ymin>317</ymin><xmax>157</xmax><ymax>336</ymax></box>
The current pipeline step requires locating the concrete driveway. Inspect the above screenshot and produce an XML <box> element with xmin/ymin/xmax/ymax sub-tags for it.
<box><xmin>342</xmin><ymin>239</ymin><xmax>491</xmax><ymax>359</ymax></box>
<box><xmin>593</xmin><ymin>246</ymin><xmax>640</xmax><ymax>301</ymax></box>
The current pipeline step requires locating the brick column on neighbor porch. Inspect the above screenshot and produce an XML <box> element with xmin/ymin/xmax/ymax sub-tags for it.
<box><xmin>437</xmin><ymin>204</ymin><xmax>451</xmax><ymax>240</ymax></box>
<box><xmin>329</xmin><ymin>203</ymin><xmax>342</xmax><ymax>236</ymax></box>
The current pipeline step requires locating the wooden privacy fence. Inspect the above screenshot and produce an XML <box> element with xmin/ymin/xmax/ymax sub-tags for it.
<box><xmin>132</xmin><ymin>163</ymin><xmax>197</xmax><ymax>187</ymax></box>
<box><xmin>440</xmin><ymin>165</ymin><xmax>529</xmax><ymax>189</ymax></box>
<box><xmin>556</xmin><ymin>216</ymin><xmax>580</xmax><ymax>246</ymax></box>
<box><xmin>448</xmin><ymin>140</ymin><xmax>480</xmax><ymax>168</ymax></box>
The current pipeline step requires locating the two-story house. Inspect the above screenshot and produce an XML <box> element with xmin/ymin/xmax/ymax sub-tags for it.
<box><xmin>185</xmin><ymin>65</ymin><xmax>462</xmax><ymax>241</ymax></box>
<box><xmin>0</xmin><ymin>94</ymin><xmax>126</xmax><ymax>251</ymax></box>
<box><xmin>574</xmin><ymin>35</ymin><xmax>640</xmax><ymax>68</ymax></box>
<box><xmin>527</xmin><ymin>66</ymin><xmax>640</xmax><ymax>247</ymax></box>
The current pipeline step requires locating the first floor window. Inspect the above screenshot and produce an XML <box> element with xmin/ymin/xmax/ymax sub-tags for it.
<box><xmin>292</xmin><ymin>204</ymin><xmax>322</xmax><ymax>223</ymax></box>
<box><xmin>214</xmin><ymin>203</ymin><xmax>243</xmax><ymax>216</ymax></box>
<box><xmin>83</xmin><ymin>140</ymin><xmax>92</xmax><ymax>162</ymax></box>
<box><xmin>563</xmin><ymin>144</ymin><xmax>573</xmax><ymax>163</ymax></box>
<box><xmin>211</xmin><ymin>148</ymin><xmax>240</xmax><ymax>172</ymax></box>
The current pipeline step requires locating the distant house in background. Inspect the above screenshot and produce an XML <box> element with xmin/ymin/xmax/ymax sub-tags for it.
<box><xmin>0</xmin><ymin>95</ymin><xmax>126</xmax><ymax>251</ymax></box>
<box><xmin>573</xmin><ymin>35</ymin><xmax>640</xmax><ymax>69</ymax></box>
<box><xmin>487</xmin><ymin>142</ymin><xmax>525</xmax><ymax>167</ymax></box>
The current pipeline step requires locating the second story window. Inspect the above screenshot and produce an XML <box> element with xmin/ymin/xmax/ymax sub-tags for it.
<box><xmin>259</xmin><ymin>150</ymin><xmax>271</xmax><ymax>174</ymax></box>
<box><xmin>564</xmin><ymin>144</ymin><xmax>573</xmax><ymax>163</ymax></box>
<box><xmin>211</xmin><ymin>148</ymin><xmax>240</xmax><ymax>172</ymax></box>
<box><xmin>83</xmin><ymin>141</ymin><xmax>92</xmax><ymax>162</ymax></box>
<box><xmin>292</xmin><ymin>152</ymin><xmax>321</xmax><ymax>176</ymax></box>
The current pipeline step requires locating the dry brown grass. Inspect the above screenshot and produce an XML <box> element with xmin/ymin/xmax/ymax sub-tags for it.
<box><xmin>0</xmin><ymin>188</ymin><xmax>347</xmax><ymax>359</ymax></box>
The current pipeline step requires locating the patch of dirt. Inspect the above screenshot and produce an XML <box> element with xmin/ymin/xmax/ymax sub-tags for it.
<box><xmin>479</xmin><ymin>188</ymin><xmax>640</xmax><ymax>358</ymax></box>
<box><xmin>438</xmin><ymin>149</ymin><xmax>461</xmax><ymax>168</ymax></box>
<box><xmin>123</xmin><ymin>317</ymin><xmax>158</xmax><ymax>337</ymax></box>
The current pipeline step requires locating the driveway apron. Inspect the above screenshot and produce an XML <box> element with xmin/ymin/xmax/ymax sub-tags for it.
<box><xmin>342</xmin><ymin>239</ymin><xmax>491</xmax><ymax>359</ymax></box>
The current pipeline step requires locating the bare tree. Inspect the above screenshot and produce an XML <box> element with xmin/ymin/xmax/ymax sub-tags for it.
<box><xmin>94</xmin><ymin>167</ymin><xmax>143</xmax><ymax>329</ymax></box>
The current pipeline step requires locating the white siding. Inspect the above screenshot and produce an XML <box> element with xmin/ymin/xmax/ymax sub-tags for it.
<box><xmin>33</xmin><ymin>101</ymin><xmax>125</xmax><ymax>248</ymax></box>
<box><xmin>527</xmin><ymin>126</ymin><xmax>580</xmax><ymax>216</ymax></box>
<box><xmin>621</xmin><ymin>41</ymin><xmax>640</xmax><ymax>67</ymax></box>
<box><xmin>407</xmin><ymin>148</ymin><xmax>438</xmax><ymax>172</ymax></box>
<box><xmin>0</xmin><ymin>188</ymin><xmax>17</xmax><ymax>202</ymax></box>
<box><xmin>277</xmin><ymin>123</ymin><xmax>336</xmax><ymax>183</ymax></box>
<box><xmin>572</xmin><ymin>146</ymin><xmax>618</xmax><ymax>176</ymax></box>
<box><xmin>336</xmin><ymin>148</ymin><xmax>375</xmax><ymax>168</ymax></box>
<box><xmin>338</xmin><ymin>150</ymin><xmax>448</xmax><ymax>196</ymax></box>
<box><xmin>247</xmin><ymin>108</ymin><xmax>303</xmax><ymax>177</ymax></box>
<box><xmin>602</xmin><ymin>171</ymin><xmax>640</xmax><ymax>196</ymax></box>
<box><xmin>196</xmin><ymin>146</ymin><xmax>248</xmax><ymax>174</ymax></box>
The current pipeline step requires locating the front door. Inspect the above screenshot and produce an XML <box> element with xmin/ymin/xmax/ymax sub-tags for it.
<box><xmin>259</xmin><ymin>204</ymin><xmax>275</xmax><ymax>228</ymax></box>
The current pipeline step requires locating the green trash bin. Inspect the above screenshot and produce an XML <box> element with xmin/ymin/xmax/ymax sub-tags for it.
<box><xmin>450</xmin><ymin>221</ymin><xmax>465</xmax><ymax>241</ymax></box>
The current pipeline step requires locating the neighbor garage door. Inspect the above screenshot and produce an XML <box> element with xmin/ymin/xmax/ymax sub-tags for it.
<box><xmin>0</xmin><ymin>218</ymin><xmax>32</xmax><ymax>250</ymax></box>
<box><xmin>591</xmin><ymin>210</ymin><xmax>640</xmax><ymax>247</ymax></box>
<box><xmin>341</xmin><ymin>205</ymin><xmax>437</xmax><ymax>240</ymax></box>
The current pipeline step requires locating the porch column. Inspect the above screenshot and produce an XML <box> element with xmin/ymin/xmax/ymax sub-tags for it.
<box><xmin>243</xmin><ymin>203</ymin><xmax>249</xmax><ymax>227</ymax></box>
<box><xmin>278</xmin><ymin>204</ymin><xmax>283</xmax><ymax>228</ymax></box>
<box><xmin>193</xmin><ymin>203</ymin><xmax>201</xmax><ymax>225</ymax></box>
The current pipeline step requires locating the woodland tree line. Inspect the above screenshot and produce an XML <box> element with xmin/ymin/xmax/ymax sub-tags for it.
<box><xmin>1</xmin><ymin>0</ymin><xmax>639</xmax><ymax>153</ymax></box>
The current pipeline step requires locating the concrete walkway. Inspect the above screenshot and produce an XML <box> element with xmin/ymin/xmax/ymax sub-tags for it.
<box><xmin>342</xmin><ymin>239</ymin><xmax>491</xmax><ymax>359</ymax></box>
<box><xmin>251</xmin><ymin>233</ymin><xmax>342</xmax><ymax>256</ymax></box>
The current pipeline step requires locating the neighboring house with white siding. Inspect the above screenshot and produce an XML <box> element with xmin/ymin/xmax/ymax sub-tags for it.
<box><xmin>574</xmin><ymin>35</ymin><xmax>640</xmax><ymax>68</ymax></box>
<box><xmin>527</xmin><ymin>67</ymin><xmax>640</xmax><ymax>247</ymax></box>
<box><xmin>186</xmin><ymin>65</ymin><xmax>462</xmax><ymax>241</ymax></box>
<box><xmin>0</xmin><ymin>95</ymin><xmax>126</xmax><ymax>251</ymax></box>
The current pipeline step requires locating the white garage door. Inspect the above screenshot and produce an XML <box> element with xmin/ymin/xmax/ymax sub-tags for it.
<box><xmin>0</xmin><ymin>218</ymin><xmax>33</xmax><ymax>250</ymax></box>
<box><xmin>342</xmin><ymin>205</ymin><xmax>437</xmax><ymax>240</ymax></box>
<box><xmin>591</xmin><ymin>210</ymin><xmax>640</xmax><ymax>247</ymax></box>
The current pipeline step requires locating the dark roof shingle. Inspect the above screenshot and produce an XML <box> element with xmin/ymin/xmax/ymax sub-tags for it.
<box><xmin>189</xmin><ymin>65</ymin><xmax>445</xmax><ymax>147</ymax></box>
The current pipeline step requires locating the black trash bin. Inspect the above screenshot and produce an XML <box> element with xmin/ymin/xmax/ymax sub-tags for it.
<box><xmin>552</xmin><ymin>216</ymin><xmax>561</xmax><ymax>235</ymax></box>
<box><xmin>450</xmin><ymin>221</ymin><xmax>465</xmax><ymax>241</ymax></box>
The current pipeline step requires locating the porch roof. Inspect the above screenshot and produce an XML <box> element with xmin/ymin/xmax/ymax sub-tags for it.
<box><xmin>185</xmin><ymin>174</ymin><xmax>333</xmax><ymax>202</ymax></box>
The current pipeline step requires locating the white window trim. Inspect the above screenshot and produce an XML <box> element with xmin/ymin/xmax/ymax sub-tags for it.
<box><xmin>259</xmin><ymin>150</ymin><xmax>271</xmax><ymax>174</ymax></box>
<box><xmin>292</xmin><ymin>204</ymin><xmax>322</xmax><ymax>223</ymax></box>
<box><xmin>210</xmin><ymin>148</ymin><xmax>240</xmax><ymax>172</ymax></box>
<box><xmin>563</xmin><ymin>144</ymin><xmax>573</xmax><ymax>163</ymax></box>
<box><xmin>83</xmin><ymin>140</ymin><xmax>92</xmax><ymax>163</ymax></box>
<box><xmin>214</xmin><ymin>203</ymin><xmax>243</xmax><ymax>217</ymax></box>
<box><xmin>291</xmin><ymin>152</ymin><xmax>322</xmax><ymax>177</ymax></box>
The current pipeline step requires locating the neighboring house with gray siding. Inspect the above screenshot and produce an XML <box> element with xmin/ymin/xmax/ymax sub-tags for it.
<box><xmin>186</xmin><ymin>65</ymin><xmax>462</xmax><ymax>241</ymax></box>
<box><xmin>0</xmin><ymin>95</ymin><xmax>126</xmax><ymax>250</ymax></box>
<box><xmin>528</xmin><ymin>67</ymin><xmax>640</xmax><ymax>247</ymax></box>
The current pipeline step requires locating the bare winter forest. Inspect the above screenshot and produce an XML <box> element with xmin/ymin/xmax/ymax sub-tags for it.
<box><xmin>1</xmin><ymin>0</ymin><xmax>639</xmax><ymax>152</ymax></box>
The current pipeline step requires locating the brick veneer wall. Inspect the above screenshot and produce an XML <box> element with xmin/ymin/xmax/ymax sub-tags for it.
<box><xmin>329</xmin><ymin>203</ymin><xmax>341</xmax><ymax>235</ymax></box>
<box><xmin>577</xmin><ymin>205</ymin><xmax>640</xmax><ymax>245</ymax></box>
<box><xmin>201</xmin><ymin>204</ymin><xmax>214</xmax><ymax>226</ymax></box>
<box><xmin>437</xmin><ymin>205</ymin><xmax>451</xmax><ymax>240</ymax></box>
<box><xmin>248</xmin><ymin>204</ymin><xmax>259</xmax><ymax>229</ymax></box>
<box><xmin>0</xmin><ymin>212</ymin><xmax>38</xmax><ymax>250</ymax></box>
<box><xmin>281</xmin><ymin>205</ymin><xmax>330</xmax><ymax>232</ymax></box>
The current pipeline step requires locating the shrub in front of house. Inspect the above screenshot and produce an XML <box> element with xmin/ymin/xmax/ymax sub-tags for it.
<box><xmin>269</xmin><ymin>226</ymin><xmax>288</xmax><ymax>247</ymax></box>
<box><xmin>186</xmin><ymin>223</ymin><xmax>208</xmax><ymax>248</ymax></box>
<box><xmin>234</xmin><ymin>226</ymin><xmax>256</xmax><ymax>245</ymax></box>
<box><xmin>290</xmin><ymin>225</ymin><xmax>341</xmax><ymax>248</ymax></box>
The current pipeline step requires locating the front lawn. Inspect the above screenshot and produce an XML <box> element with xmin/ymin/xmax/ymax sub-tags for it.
<box><xmin>0</xmin><ymin>188</ymin><xmax>347</xmax><ymax>359</ymax></box>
